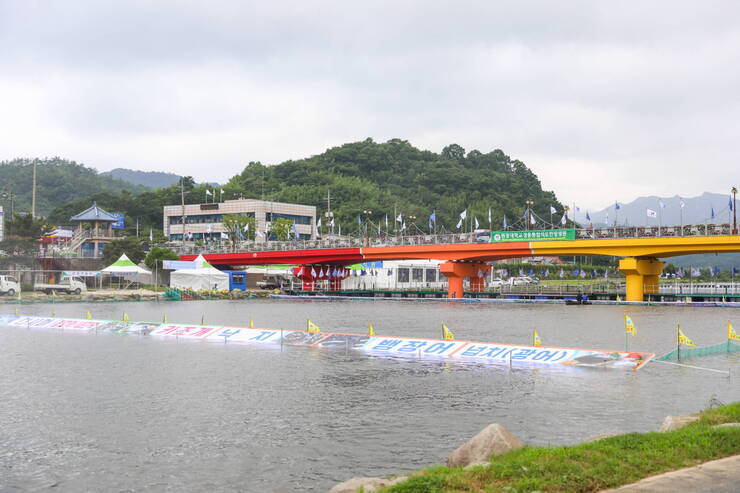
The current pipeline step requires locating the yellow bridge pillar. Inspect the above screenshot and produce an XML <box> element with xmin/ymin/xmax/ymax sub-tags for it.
<box><xmin>618</xmin><ymin>257</ymin><xmax>664</xmax><ymax>301</ymax></box>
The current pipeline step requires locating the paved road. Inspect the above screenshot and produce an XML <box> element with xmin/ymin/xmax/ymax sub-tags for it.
<box><xmin>604</xmin><ymin>455</ymin><xmax>740</xmax><ymax>492</ymax></box>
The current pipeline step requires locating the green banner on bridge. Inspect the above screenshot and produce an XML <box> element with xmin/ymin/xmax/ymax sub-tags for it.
<box><xmin>490</xmin><ymin>229</ymin><xmax>576</xmax><ymax>242</ymax></box>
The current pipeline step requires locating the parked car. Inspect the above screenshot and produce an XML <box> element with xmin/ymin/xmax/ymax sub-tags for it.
<box><xmin>0</xmin><ymin>275</ymin><xmax>21</xmax><ymax>296</ymax></box>
<box><xmin>510</xmin><ymin>276</ymin><xmax>538</xmax><ymax>286</ymax></box>
<box><xmin>34</xmin><ymin>276</ymin><xmax>87</xmax><ymax>295</ymax></box>
<box><xmin>489</xmin><ymin>277</ymin><xmax>506</xmax><ymax>287</ymax></box>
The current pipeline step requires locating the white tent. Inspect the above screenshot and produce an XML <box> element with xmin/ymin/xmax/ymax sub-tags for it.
<box><xmin>169</xmin><ymin>254</ymin><xmax>229</xmax><ymax>291</ymax></box>
<box><xmin>101</xmin><ymin>253</ymin><xmax>153</xmax><ymax>285</ymax></box>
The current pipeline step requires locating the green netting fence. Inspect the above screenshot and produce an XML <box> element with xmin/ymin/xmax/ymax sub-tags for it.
<box><xmin>656</xmin><ymin>341</ymin><xmax>740</xmax><ymax>361</ymax></box>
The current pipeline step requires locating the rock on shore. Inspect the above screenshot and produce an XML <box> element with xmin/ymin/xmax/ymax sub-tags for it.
<box><xmin>447</xmin><ymin>423</ymin><xmax>524</xmax><ymax>468</ymax></box>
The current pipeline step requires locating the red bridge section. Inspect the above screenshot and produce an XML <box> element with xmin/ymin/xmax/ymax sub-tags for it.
<box><xmin>180</xmin><ymin>242</ymin><xmax>533</xmax><ymax>298</ymax></box>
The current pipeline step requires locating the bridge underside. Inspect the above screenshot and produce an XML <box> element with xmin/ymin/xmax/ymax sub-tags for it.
<box><xmin>180</xmin><ymin>236</ymin><xmax>740</xmax><ymax>301</ymax></box>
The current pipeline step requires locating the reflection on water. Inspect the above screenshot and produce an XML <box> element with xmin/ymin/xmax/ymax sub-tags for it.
<box><xmin>1</xmin><ymin>299</ymin><xmax>739</xmax><ymax>492</ymax></box>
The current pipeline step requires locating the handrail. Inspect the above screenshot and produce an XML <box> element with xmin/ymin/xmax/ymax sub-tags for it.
<box><xmin>168</xmin><ymin>225</ymin><xmax>739</xmax><ymax>256</ymax></box>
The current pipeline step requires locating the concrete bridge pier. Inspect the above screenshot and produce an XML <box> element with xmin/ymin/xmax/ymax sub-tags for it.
<box><xmin>440</xmin><ymin>261</ymin><xmax>488</xmax><ymax>298</ymax></box>
<box><xmin>618</xmin><ymin>257</ymin><xmax>664</xmax><ymax>301</ymax></box>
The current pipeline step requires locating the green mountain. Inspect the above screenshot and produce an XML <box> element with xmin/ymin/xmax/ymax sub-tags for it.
<box><xmin>223</xmin><ymin>138</ymin><xmax>562</xmax><ymax>231</ymax></box>
<box><xmin>46</xmin><ymin>139</ymin><xmax>562</xmax><ymax>234</ymax></box>
<box><xmin>101</xmin><ymin>168</ymin><xmax>183</xmax><ymax>189</ymax></box>
<box><xmin>0</xmin><ymin>158</ymin><xmax>146</xmax><ymax>217</ymax></box>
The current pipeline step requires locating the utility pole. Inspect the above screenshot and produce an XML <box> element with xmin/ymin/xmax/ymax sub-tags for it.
<box><xmin>324</xmin><ymin>189</ymin><xmax>334</xmax><ymax>236</ymax></box>
<box><xmin>181</xmin><ymin>179</ymin><xmax>187</xmax><ymax>245</ymax></box>
<box><xmin>31</xmin><ymin>159</ymin><xmax>37</xmax><ymax>219</ymax></box>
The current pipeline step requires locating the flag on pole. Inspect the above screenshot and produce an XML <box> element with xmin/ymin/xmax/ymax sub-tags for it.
<box><xmin>615</xmin><ymin>202</ymin><xmax>621</xmax><ymax>210</ymax></box>
<box><xmin>624</xmin><ymin>314</ymin><xmax>636</xmax><ymax>335</ymax></box>
<box><xmin>502</xmin><ymin>215</ymin><xmax>508</xmax><ymax>229</ymax></box>
<box><xmin>711</xmin><ymin>206</ymin><xmax>715</xmax><ymax>219</ymax></box>
<box><xmin>220</xmin><ymin>231</ymin><xmax>229</xmax><ymax>240</ymax></box>
<box><xmin>678</xmin><ymin>327</ymin><xmax>696</xmax><ymax>346</ymax></box>
<box><xmin>429</xmin><ymin>211</ymin><xmax>436</xmax><ymax>223</ymax></box>
<box><xmin>550</xmin><ymin>205</ymin><xmax>557</xmax><ymax>214</ymax></box>
<box><xmin>659</xmin><ymin>200</ymin><xmax>666</xmax><ymax>209</ymax></box>
<box><xmin>205</xmin><ymin>189</ymin><xmax>212</xmax><ymax>196</ymax></box>
<box><xmin>396</xmin><ymin>214</ymin><xmax>402</xmax><ymax>223</ymax></box>
<box><xmin>316</xmin><ymin>218</ymin><xmax>321</xmax><ymax>229</ymax></box>
<box><xmin>646</xmin><ymin>209</ymin><xmax>657</xmax><ymax>218</ymax></box>
<box><xmin>357</xmin><ymin>215</ymin><xmax>362</xmax><ymax>225</ymax></box>
<box><xmin>307</xmin><ymin>320</ymin><xmax>321</xmax><ymax>333</ymax></box>
<box><xmin>730</xmin><ymin>196</ymin><xmax>734</xmax><ymax>211</ymax></box>
<box><xmin>679</xmin><ymin>199</ymin><xmax>685</xmax><ymax>208</ymax></box>
<box><xmin>533</xmin><ymin>329</ymin><xmax>542</xmax><ymax>347</ymax></box>
<box><xmin>561</xmin><ymin>213</ymin><xmax>567</xmax><ymax>225</ymax></box>
<box><xmin>488</xmin><ymin>207</ymin><xmax>492</xmax><ymax>224</ymax></box>
<box><xmin>385</xmin><ymin>214</ymin><xmax>388</xmax><ymax>229</ymax></box>
<box><xmin>728</xmin><ymin>321</ymin><xmax>740</xmax><ymax>341</ymax></box>
<box><xmin>442</xmin><ymin>323</ymin><xmax>455</xmax><ymax>340</ymax></box>
<box><xmin>149</xmin><ymin>228</ymin><xmax>153</xmax><ymax>242</ymax></box>
<box><xmin>456</xmin><ymin>218</ymin><xmax>463</xmax><ymax>229</ymax></box>
<box><xmin>585</xmin><ymin>211</ymin><xmax>591</xmax><ymax>221</ymax></box>
<box><xmin>368</xmin><ymin>324</ymin><xmax>375</xmax><ymax>337</ymax></box>
<box><xmin>474</xmin><ymin>217</ymin><xmax>479</xmax><ymax>229</ymax></box>
<box><xmin>530</xmin><ymin>213</ymin><xmax>536</xmax><ymax>225</ymax></box>
<box><xmin>459</xmin><ymin>209</ymin><xmax>467</xmax><ymax>220</ymax></box>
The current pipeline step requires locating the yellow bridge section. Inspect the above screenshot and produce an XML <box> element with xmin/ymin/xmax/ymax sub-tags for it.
<box><xmin>531</xmin><ymin>236</ymin><xmax>740</xmax><ymax>301</ymax></box>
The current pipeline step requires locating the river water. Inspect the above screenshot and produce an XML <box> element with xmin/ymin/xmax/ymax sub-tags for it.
<box><xmin>1</xmin><ymin>299</ymin><xmax>739</xmax><ymax>492</ymax></box>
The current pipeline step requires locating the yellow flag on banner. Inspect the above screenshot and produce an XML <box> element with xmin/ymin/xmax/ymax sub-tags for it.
<box><xmin>442</xmin><ymin>323</ymin><xmax>455</xmax><ymax>340</ymax></box>
<box><xmin>307</xmin><ymin>319</ymin><xmax>320</xmax><ymax>333</ymax></box>
<box><xmin>678</xmin><ymin>326</ymin><xmax>696</xmax><ymax>346</ymax></box>
<box><xmin>368</xmin><ymin>324</ymin><xmax>375</xmax><ymax>337</ymax></box>
<box><xmin>624</xmin><ymin>314</ymin><xmax>636</xmax><ymax>335</ymax></box>
<box><xmin>533</xmin><ymin>329</ymin><xmax>542</xmax><ymax>347</ymax></box>
<box><xmin>85</xmin><ymin>310</ymin><xmax>92</xmax><ymax>320</ymax></box>
<box><xmin>729</xmin><ymin>321</ymin><xmax>740</xmax><ymax>341</ymax></box>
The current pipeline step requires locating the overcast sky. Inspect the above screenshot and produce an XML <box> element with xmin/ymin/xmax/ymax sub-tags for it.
<box><xmin>1</xmin><ymin>1</ymin><xmax>738</xmax><ymax>210</ymax></box>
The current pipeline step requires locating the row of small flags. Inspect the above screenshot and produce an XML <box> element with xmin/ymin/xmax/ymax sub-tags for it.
<box><xmin>623</xmin><ymin>315</ymin><xmax>740</xmax><ymax>344</ymax></box>
<box><xmin>26</xmin><ymin>310</ymin><xmax>740</xmax><ymax>347</ymax></box>
<box><xmin>296</xmin><ymin>266</ymin><xmax>384</xmax><ymax>278</ymax></box>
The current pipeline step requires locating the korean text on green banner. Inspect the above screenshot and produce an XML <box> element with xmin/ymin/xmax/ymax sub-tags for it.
<box><xmin>490</xmin><ymin>229</ymin><xmax>576</xmax><ymax>242</ymax></box>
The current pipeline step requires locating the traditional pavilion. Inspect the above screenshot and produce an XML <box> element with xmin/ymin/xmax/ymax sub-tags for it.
<box><xmin>69</xmin><ymin>202</ymin><xmax>119</xmax><ymax>257</ymax></box>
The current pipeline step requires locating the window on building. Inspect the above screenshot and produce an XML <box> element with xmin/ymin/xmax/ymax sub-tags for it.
<box><xmin>412</xmin><ymin>268</ymin><xmax>424</xmax><ymax>282</ymax></box>
<box><xmin>397</xmin><ymin>268</ymin><xmax>409</xmax><ymax>283</ymax></box>
<box><xmin>425</xmin><ymin>269</ymin><xmax>437</xmax><ymax>283</ymax></box>
<box><xmin>168</xmin><ymin>212</ymin><xmax>254</xmax><ymax>225</ymax></box>
<box><xmin>265</xmin><ymin>212</ymin><xmax>312</xmax><ymax>225</ymax></box>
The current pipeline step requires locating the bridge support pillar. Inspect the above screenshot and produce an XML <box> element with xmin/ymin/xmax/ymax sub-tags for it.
<box><xmin>618</xmin><ymin>257</ymin><xmax>664</xmax><ymax>301</ymax></box>
<box><xmin>440</xmin><ymin>261</ymin><xmax>488</xmax><ymax>298</ymax></box>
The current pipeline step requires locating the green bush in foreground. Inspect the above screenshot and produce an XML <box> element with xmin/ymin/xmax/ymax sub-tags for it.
<box><xmin>383</xmin><ymin>402</ymin><xmax>740</xmax><ymax>493</ymax></box>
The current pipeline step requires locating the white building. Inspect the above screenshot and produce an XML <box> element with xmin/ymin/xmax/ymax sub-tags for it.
<box><xmin>163</xmin><ymin>199</ymin><xmax>316</xmax><ymax>241</ymax></box>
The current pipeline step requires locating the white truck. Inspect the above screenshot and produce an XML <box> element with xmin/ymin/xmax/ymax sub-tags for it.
<box><xmin>34</xmin><ymin>276</ymin><xmax>87</xmax><ymax>295</ymax></box>
<box><xmin>0</xmin><ymin>275</ymin><xmax>21</xmax><ymax>296</ymax></box>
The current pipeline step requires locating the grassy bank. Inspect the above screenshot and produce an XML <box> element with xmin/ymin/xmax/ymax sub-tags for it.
<box><xmin>381</xmin><ymin>402</ymin><xmax>740</xmax><ymax>493</ymax></box>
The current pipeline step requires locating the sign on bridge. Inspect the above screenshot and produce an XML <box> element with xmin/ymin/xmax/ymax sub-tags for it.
<box><xmin>491</xmin><ymin>228</ymin><xmax>576</xmax><ymax>242</ymax></box>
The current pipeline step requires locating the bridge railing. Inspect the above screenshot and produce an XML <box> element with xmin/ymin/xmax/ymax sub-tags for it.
<box><xmin>168</xmin><ymin>223</ymin><xmax>736</xmax><ymax>256</ymax></box>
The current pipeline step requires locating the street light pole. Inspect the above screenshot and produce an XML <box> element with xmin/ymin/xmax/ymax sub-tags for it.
<box><xmin>733</xmin><ymin>186</ymin><xmax>738</xmax><ymax>234</ymax></box>
<box><xmin>525</xmin><ymin>200</ymin><xmax>534</xmax><ymax>231</ymax></box>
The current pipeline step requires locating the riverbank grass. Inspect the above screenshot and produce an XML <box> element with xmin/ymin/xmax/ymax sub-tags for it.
<box><xmin>382</xmin><ymin>402</ymin><xmax>740</xmax><ymax>493</ymax></box>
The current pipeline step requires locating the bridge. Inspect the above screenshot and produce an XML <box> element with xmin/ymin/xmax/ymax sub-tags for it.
<box><xmin>178</xmin><ymin>227</ymin><xmax>740</xmax><ymax>301</ymax></box>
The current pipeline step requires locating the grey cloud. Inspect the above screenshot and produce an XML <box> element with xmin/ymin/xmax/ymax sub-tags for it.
<box><xmin>1</xmin><ymin>1</ymin><xmax>739</xmax><ymax>205</ymax></box>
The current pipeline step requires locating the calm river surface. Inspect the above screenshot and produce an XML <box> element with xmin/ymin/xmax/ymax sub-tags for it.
<box><xmin>1</xmin><ymin>299</ymin><xmax>739</xmax><ymax>492</ymax></box>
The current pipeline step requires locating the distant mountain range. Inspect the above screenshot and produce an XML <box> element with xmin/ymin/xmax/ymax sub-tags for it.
<box><xmin>100</xmin><ymin>168</ymin><xmax>183</xmax><ymax>188</ymax></box>
<box><xmin>569</xmin><ymin>192</ymin><xmax>739</xmax><ymax>270</ymax></box>
<box><xmin>572</xmin><ymin>192</ymin><xmax>736</xmax><ymax>227</ymax></box>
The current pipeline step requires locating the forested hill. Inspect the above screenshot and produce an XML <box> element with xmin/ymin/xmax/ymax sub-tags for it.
<box><xmin>223</xmin><ymin>138</ymin><xmax>562</xmax><ymax>231</ymax></box>
<box><xmin>45</xmin><ymin>139</ymin><xmax>562</xmax><ymax>234</ymax></box>
<box><xmin>101</xmin><ymin>168</ymin><xmax>182</xmax><ymax>188</ymax></box>
<box><xmin>0</xmin><ymin>158</ymin><xmax>146</xmax><ymax>216</ymax></box>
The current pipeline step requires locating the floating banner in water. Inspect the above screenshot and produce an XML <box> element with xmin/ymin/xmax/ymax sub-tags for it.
<box><xmin>0</xmin><ymin>315</ymin><xmax>654</xmax><ymax>370</ymax></box>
